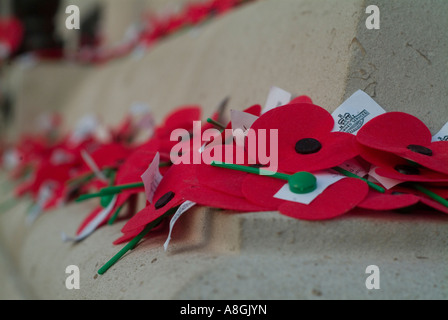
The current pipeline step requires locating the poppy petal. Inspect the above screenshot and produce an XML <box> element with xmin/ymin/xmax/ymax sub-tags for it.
<box><xmin>357</xmin><ymin>189</ymin><xmax>420</xmax><ymax>211</ymax></box>
<box><xmin>180</xmin><ymin>184</ymin><xmax>270</xmax><ymax>212</ymax></box>
<box><xmin>282</xmin><ymin>132</ymin><xmax>358</xmax><ymax>173</ymax></box>
<box><xmin>278</xmin><ymin>178</ymin><xmax>368</xmax><ymax>220</ymax></box>
<box><xmin>357</xmin><ymin>112</ymin><xmax>432</xmax><ymax>153</ymax></box>
<box><xmin>397</xmin><ymin>141</ymin><xmax>448</xmax><ymax>175</ymax></box>
<box><xmin>249</xmin><ymin>104</ymin><xmax>334</xmax><ymax>162</ymax></box>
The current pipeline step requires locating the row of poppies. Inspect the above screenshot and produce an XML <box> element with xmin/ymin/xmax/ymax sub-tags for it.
<box><xmin>1</xmin><ymin>93</ymin><xmax>447</xmax><ymax>274</ymax></box>
<box><xmin>0</xmin><ymin>0</ymin><xmax>256</xmax><ymax>64</ymax></box>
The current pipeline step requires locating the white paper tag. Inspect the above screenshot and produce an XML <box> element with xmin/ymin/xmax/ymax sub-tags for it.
<box><xmin>130</xmin><ymin>102</ymin><xmax>150</xmax><ymax>116</ymax></box>
<box><xmin>27</xmin><ymin>182</ymin><xmax>55</xmax><ymax>225</ymax></box>
<box><xmin>332</xmin><ymin>90</ymin><xmax>386</xmax><ymax>135</ymax></box>
<box><xmin>231</xmin><ymin>109</ymin><xmax>259</xmax><ymax>148</ymax></box>
<box><xmin>368</xmin><ymin>167</ymin><xmax>402</xmax><ymax>190</ymax></box>
<box><xmin>338</xmin><ymin>158</ymin><xmax>369</xmax><ymax>178</ymax></box>
<box><xmin>2</xmin><ymin>148</ymin><xmax>19</xmax><ymax>170</ymax></box>
<box><xmin>273</xmin><ymin>171</ymin><xmax>346</xmax><ymax>205</ymax></box>
<box><xmin>198</xmin><ymin>142</ymin><xmax>207</xmax><ymax>154</ymax></box>
<box><xmin>263</xmin><ymin>86</ymin><xmax>292</xmax><ymax>114</ymax></box>
<box><xmin>36</xmin><ymin>113</ymin><xmax>56</xmax><ymax>132</ymax></box>
<box><xmin>163</xmin><ymin>201</ymin><xmax>196</xmax><ymax>251</ymax></box>
<box><xmin>62</xmin><ymin>195</ymin><xmax>117</xmax><ymax>242</ymax></box>
<box><xmin>129</xmin><ymin>102</ymin><xmax>155</xmax><ymax>138</ymax></box>
<box><xmin>50</xmin><ymin>149</ymin><xmax>75</xmax><ymax>166</ymax></box>
<box><xmin>432</xmin><ymin>122</ymin><xmax>448</xmax><ymax>142</ymax></box>
<box><xmin>69</xmin><ymin>114</ymin><xmax>99</xmax><ymax>145</ymax></box>
<box><xmin>141</xmin><ymin>152</ymin><xmax>163</xmax><ymax>203</ymax></box>
<box><xmin>81</xmin><ymin>150</ymin><xmax>108</xmax><ymax>182</ymax></box>
<box><xmin>231</xmin><ymin>109</ymin><xmax>259</xmax><ymax>134</ymax></box>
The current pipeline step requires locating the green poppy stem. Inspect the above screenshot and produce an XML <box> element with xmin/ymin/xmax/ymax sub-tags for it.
<box><xmin>211</xmin><ymin>161</ymin><xmax>290</xmax><ymax>181</ymax></box>
<box><xmin>207</xmin><ymin>118</ymin><xmax>226</xmax><ymax>131</ymax></box>
<box><xmin>97</xmin><ymin>208</ymin><xmax>176</xmax><ymax>275</ymax></box>
<box><xmin>108</xmin><ymin>205</ymin><xmax>124</xmax><ymax>225</ymax></box>
<box><xmin>210</xmin><ymin>161</ymin><xmax>317</xmax><ymax>194</ymax></box>
<box><xmin>76</xmin><ymin>182</ymin><xmax>145</xmax><ymax>202</ymax></box>
<box><xmin>100</xmin><ymin>182</ymin><xmax>145</xmax><ymax>194</ymax></box>
<box><xmin>332</xmin><ymin>167</ymin><xmax>385</xmax><ymax>193</ymax></box>
<box><xmin>411</xmin><ymin>183</ymin><xmax>448</xmax><ymax>209</ymax></box>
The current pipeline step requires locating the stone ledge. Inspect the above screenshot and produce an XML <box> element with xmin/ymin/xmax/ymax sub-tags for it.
<box><xmin>0</xmin><ymin>168</ymin><xmax>446</xmax><ymax>299</ymax></box>
<box><xmin>1</xmin><ymin>0</ymin><xmax>447</xmax><ymax>300</ymax></box>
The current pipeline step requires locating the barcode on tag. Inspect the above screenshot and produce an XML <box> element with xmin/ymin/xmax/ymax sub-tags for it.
<box><xmin>332</xmin><ymin>90</ymin><xmax>386</xmax><ymax>135</ymax></box>
<box><xmin>338</xmin><ymin>158</ymin><xmax>369</xmax><ymax>178</ymax></box>
<box><xmin>432</xmin><ymin>122</ymin><xmax>448</xmax><ymax>142</ymax></box>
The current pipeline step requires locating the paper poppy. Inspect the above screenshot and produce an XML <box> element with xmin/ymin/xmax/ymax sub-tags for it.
<box><xmin>357</xmin><ymin>112</ymin><xmax>448</xmax><ymax>175</ymax></box>
<box><xmin>358</xmin><ymin>185</ymin><xmax>448</xmax><ymax>215</ymax></box>
<box><xmin>241</xmin><ymin>172</ymin><xmax>369</xmax><ymax>220</ymax></box>
<box><xmin>154</xmin><ymin>105</ymin><xmax>203</xmax><ymax>157</ymax></box>
<box><xmin>119</xmin><ymin>162</ymin><xmax>198</xmax><ymax>236</ymax></box>
<box><xmin>0</xmin><ymin>16</ymin><xmax>24</xmax><ymax>57</ymax></box>
<box><xmin>358</xmin><ymin>144</ymin><xmax>448</xmax><ymax>184</ymax></box>
<box><xmin>14</xmin><ymin>160</ymin><xmax>75</xmax><ymax>210</ymax></box>
<box><xmin>357</xmin><ymin>187</ymin><xmax>421</xmax><ymax>211</ymax></box>
<box><xmin>81</xmin><ymin>143</ymin><xmax>132</xmax><ymax>173</ymax></box>
<box><xmin>247</xmin><ymin>103</ymin><xmax>359</xmax><ymax>174</ymax></box>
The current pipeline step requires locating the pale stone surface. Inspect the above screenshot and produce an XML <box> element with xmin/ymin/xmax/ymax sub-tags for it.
<box><xmin>0</xmin><ymin>0</ymin><xmax>447</xmax><ymax>300</ymax></box>
<box><xmin>343</xmin><ymin>0</ymin><xmax>448</xmax><ymax>134</ymax></box>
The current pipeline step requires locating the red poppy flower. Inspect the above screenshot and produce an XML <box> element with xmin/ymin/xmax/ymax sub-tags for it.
<box><xmin>14</xmin><ymin>160</ymin><xmax>74</xmax><ymax>210</ymax></box>
<box><xmin>74</xmin><ymin>105</ymin><xmax>206</xmax><ymax>240</ymax></box>
<box><xmin>177</xmin><ymin>143</ymin><xmax>271</xmax><ymax>213</ymax></box>
<box><xmin>0</xmin><ymin>16</ymin><xmax>24</xmax><ymax>57</ymax></box>
<box><xmin>110</xmin><ymin>140</ymin><xmax>172</xmax><ymax>218</ymax></box>
<box><xmin>118</xmin><ymin>135</ymin><xmax>270</xmax><ymax>244</ymax></box>
<box><xmin>241</xmin><ymin>172</ymin><xmax>369</xmax><ymax>220</ymax></box>
<box><xmin>81</xmin><ymin>143</ymin><xmax>131</xmax><ymax>173</ymax></box>
<box><xmin>289</xmin><ymin>95</ymin><xmax>314</xmax><ymax>104</ymax></box>
<box><xmin>178</xmin><ymin>103</ymin><xmax>259</xmax><ymax>192</ymax></box>
<box><xmin>109</xmin><ymin>116</ymin><xmax>135</xmax><ymax>144</ymax></box>
<box><xmin>357</xmin><ymin>112</ymin><xmax>448</xmax><ymax>175</ymax></box>
<box><xmin>114</xmin><ymin>219</ymin><xmax>169</xmax><ymax>245</ymax></box>
<box><xmin>190</xmin><ymin>142</ymin><xmax>257</xmax><ymax>198</ymax></box>
<box><xmin>154</xmin><ymin>105</ymin><xmax>202</xmax><ymax>157</ymax></box>
<box><xmin>247</xmin><ymin>103</ymin><xmax>359</xmax><ymax>174</ymax></box>
<box><xmin>174</xmin><ymin>105</ymin><xmax>271</xmax><ymax>212</ymax></box>
<box><xmin>185</xmin><ymin>2</ymin><xmax>212</xmax><ymax>25</ymax></box>
<box><xmin>357</xmin><ymin>144</ymin><xmax>448</xmax><ymax>184</ymax></box>
<box><xmin>358</xmin><ymin>185</ymin><xmax>448</xmax><ymax>215</ymax></box>
<box><xmin>72</xmin><ymin>140</ymin><xmax>164</xmax><ymax>238</ymax></box>
<box><xmin>357</xmin><ymin>187</ymin><xmax>421</xmax><ymax>211</ymax></box>
<box><xmin>118</xmin><ymin>162</ymin><xmax>198</xmax><ymax>240</ymax></box>
<box><xmin>118</xmin><ymin>161</ymin><xmax>269</xmax><ymax>244</ymax></box>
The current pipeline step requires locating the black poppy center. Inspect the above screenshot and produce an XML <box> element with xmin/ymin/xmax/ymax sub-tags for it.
<box><xmin>394</xmin><ymin>164</ymin><xmax>420</xmax><ymax>175</ymax></box>
<box><xmin>155</xmin><ymin>191</ymin><xmax>175</xmax><ymax>209</ymax></box>
<box><xmin>249</xmin><ymin>164</ymin><xmax>268</xmax><ymax>168</ymax></box>
<box><xmin>407</xmin><ymin>144</ymin><xmax>433</xmax><ymax>156</ymax></box>
<box><xmin>295</xmin><ymin>138</ymin><xmax>322</xmax><ymax>155</ymax></box>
